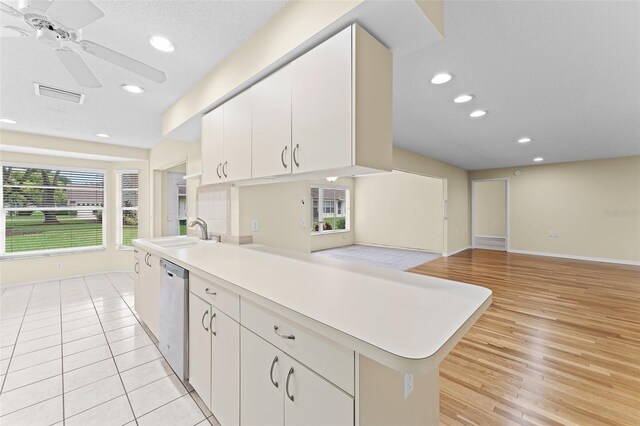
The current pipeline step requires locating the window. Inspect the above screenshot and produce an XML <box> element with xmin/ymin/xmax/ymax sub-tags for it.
<box><xmin>311</xmin><ymin>186</ymin><xmax>349</xmax><ymax>233</ymax></box>
<box><xmin>116</xmin><ymin>171</ymin><xmax>139</xmax><ymax>248</ymax></box>
<box><xmin>1</xmin><ymin>164</ymin><xmax>105</xmax><ymax>256</ymax></box>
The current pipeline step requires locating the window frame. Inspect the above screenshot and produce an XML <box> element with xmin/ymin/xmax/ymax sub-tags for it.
<box><xmin>1</xmin><ymin>162</ymin><xmax>107</xmax><ymax>258</ymax></box>
<box><xmin>115</xmin><ymin>169</ymin><xmax>139</xmax><ymax>250</ymax></box>
<box><xmin>310</xmin><ymin>185</ymin><xmax>350</xmax><ymax>235</ymax></box>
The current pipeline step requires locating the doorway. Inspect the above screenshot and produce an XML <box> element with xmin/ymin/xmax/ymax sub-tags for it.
<box><xmin>153</xmin><ymin>161</ymin><xmax>187</xmax><ymax>237</ymax></box>
<box><xmin>472</xmin><ymin>179</ymin><xmax>509</xmax><ymax>251</ymax></box>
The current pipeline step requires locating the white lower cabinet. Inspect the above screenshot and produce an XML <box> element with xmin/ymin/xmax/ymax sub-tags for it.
<box><xmin>189</xmin><ymin>292</ymin><xmax>211</xmax><ymax>407</ymax></box>
<box><xmin>241</xmin><ymin>327</ymin><xmax>354</xmax><ymax>426</ymax></box>
<box><xmin>136</xmin><ymin>249</ymin><xmax>161</xmax><ymax>338</ymax></box>
<box><xmin>189</xmin><ymin>291</ymin><xmax>240</xmax><ymax>426</ymax></box>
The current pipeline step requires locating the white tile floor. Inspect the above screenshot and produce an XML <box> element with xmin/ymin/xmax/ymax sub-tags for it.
<box><xmin>0</xmin><ymin>272</ymin><xmax>217</xmax><ymax>426</ymax></box>
<box><xmin>313</xmin><ymin>244</ymin><xmax>440</xmax><ymax>270</ymax></box>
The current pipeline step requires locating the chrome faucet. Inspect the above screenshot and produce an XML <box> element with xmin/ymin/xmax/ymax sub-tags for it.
<box><xmin>188</xmin><ymin>217</ymin><xmax>209</xmax><ymax>240</ymax></box>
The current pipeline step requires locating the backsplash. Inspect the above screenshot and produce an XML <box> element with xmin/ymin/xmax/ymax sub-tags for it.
<box><xmin>195</xmin><ymin>187</ymin><xmax>228</xmax><ymax>237</ymax></box>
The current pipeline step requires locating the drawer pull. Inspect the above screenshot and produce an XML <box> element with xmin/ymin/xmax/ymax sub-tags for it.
<box><xmin>205</xmin><ymin>288</ymin><xmax>217</xmax><ymax>297</ymax></box>
<box><xmin>210</xmin><ymin>312</ymin><xmax>217</xmax><ymax>336</ymax></box>
<box><xmin>286</xmin><ymin>367</ymin><xmax>295</xmax><ymax>401</ymax></box>
<box><xmin>201</xmin><ymin>310</ymin><xmax>209</xmax><ymax>332</ymax></box>
<box><xmin>269</xmin><ymin>356</ymin><xmax>279</xmax><ymax>388</ymax></box>
<box><xmin>274</xmin><ymin>325</ymin><xmax>295</xmax><ymax>340</ymax></box>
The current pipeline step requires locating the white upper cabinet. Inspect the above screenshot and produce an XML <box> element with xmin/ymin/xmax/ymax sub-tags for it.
<box><xmin>252</xmin><ymin>66</ymin><xmax>292</xmax><ymax>179</ymax></box>
<box><xmin>223</xmin><ymin>90</ymin><xmax>252</xmax><ymax>182</ymax></box>
<box><xmin>200</xmin><ymin>24</ymin><xmax>391</xmax><ymax>186</ymax></box>
<box><xmin>290</xmin><ymin>26</ymin><xmax>352</xmax><ymax>174</ymax></box>
<box><xmin>201</xmin><ymin>106</ymin><xmax>224</xmax><ymax>186</ymax></box>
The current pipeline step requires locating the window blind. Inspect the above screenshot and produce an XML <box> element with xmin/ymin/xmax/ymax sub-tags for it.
<box><xmin>118</xmin><ymin>172</ymin><xmax>139</xmax><ymax>247</ymax></box>
<box><xmin>2</xmin><ymin>165</ymin><xmax>105</xmax><ymax>255</ymax></box>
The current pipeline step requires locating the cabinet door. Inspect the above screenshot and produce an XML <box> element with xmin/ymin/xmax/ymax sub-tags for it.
<box><xmin>189</xmin><ymin>293</ymin><xmax>211</xmax><ymax>409</ymax></box>
<box><xmin>223</xmin><ymin>90</ymin><xmax>252</xmax><ymax>182</ymax></box>
<box><xmin>291</xmin><ymin>26</ymin><xmax>352</xmax><ymax>174</ymax></box>
<box><xmin>283</xmin><ymin>356</ymin><xmax>354</xmax><ymax>426</ymax></box>
<box><xmin>241</xmin><ymin>328</ymin><xmax>284</xmax><ymax>426</ymax></box>
<box><xmin>145</xmin><ymin>254</ymin><xmax>162</xmax><ymax>338</ymax></box>
<box><xmin>137</xmin><ymin>251</ymin><xmax>151</xmax><ymax>328</ymax></box>
<box><xmin>252</xmin><ymin>66</ymin><xmax>292</xmax><ymax>179</ymax></box>
<box><xmin>201</xmin><ymin>106</ymin><xmax>224</xmax><ymax>185</ymax></box>
<box><xmin>210</xmin><ymin>309</ymin><xmax>240</xmax><ymax>426</ymax></box>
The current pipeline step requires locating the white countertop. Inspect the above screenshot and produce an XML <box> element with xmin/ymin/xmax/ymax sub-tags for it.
<box><xmin>134</xmin><ymin>239</ymin><xmax>492</xmax><ymax>373</ymax></box>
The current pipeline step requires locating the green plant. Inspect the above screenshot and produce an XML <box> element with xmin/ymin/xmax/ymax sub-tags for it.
<box><xmin>336</xmin><ymin>217</ymin><xmax>346</xmax><ymax>229</ymax></box>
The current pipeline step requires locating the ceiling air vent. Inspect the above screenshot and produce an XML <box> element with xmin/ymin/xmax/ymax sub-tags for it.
<box><xmin>33</xmin><ymin>83</ymin><xmax>85</xmax><ymax>104</ymax></box>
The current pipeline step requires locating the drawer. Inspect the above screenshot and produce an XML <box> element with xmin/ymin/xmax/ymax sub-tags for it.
<box><xmin>190</xmin><ymin>274</ymin><xmax>240</xmax><ymax>321</ymax></box>
<box><xmin>241</xmin><ymin>298</ymin><xmax>354</xmax><ymax>395</ymax></box>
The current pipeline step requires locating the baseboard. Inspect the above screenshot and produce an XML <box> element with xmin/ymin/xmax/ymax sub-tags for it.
<box><xmin>444</xmin><ymin>246</ymin><xmax>471</xmax><ymax>257</ymax></box>
<box><xmin>508</xmin><ymin>249</ymin><xmax>640</xmax><ymax>266</ymax></box>
<box><xmin>1</xmin><ymin>270</ymin><xmax>134</xmax><ymax>289</ymax></box>
<box><xmin>354</xmin><ymin>242</ymin><xmax>442</xmax><ymax>255</ymax></box>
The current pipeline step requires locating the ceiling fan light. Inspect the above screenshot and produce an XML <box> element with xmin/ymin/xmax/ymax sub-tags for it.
<box><xmin>121</xmin><ymin>84</ymin><xmax>145</xmax><ymax>94</ymax></box>
<box><xmin>150</xmin><ymin>36</ymin><xmax>175</xmax><ymax>52</ymax></box>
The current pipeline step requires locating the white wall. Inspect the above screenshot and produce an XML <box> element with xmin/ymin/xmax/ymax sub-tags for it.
<box><xmin>354</xmin><ymin>171</ymin><xmax>444</xmax><ymax>252</ymax></box>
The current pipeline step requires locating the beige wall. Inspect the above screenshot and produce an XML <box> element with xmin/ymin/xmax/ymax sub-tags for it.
<box><xmin>470</xmin><ymin>156</ymin><xmax>640</xmax><ymax>263</ymax></box>
<box><xmin>354</xmin><ymin>171</ymin><xmax>444</xmax><ymax>252</ymax></box>
<box><xmin>235</xmin><ymin>177</ymin><xmax>354</xmax><ymax>253</ymax></box>
<box><xmin>149</xmin><ymin>138</ymin><xmax>200</xmax><ymax>237</ymax></box>
<box><xmin>0</xmin><ymin>134</ymin><xmax>149</xmax><ymax>286</ymax></box>
<box><xmin>473</xmin><ymin>180</ymin><xmax>507</xmax><ymax>238</ymax></box>
<box><xmin>392</xmin><ymin>147</ymin><xmax>471</xmax><ymax>255</ymax></box>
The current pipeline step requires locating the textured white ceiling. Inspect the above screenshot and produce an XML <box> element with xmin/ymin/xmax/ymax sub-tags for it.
<box><xmin>0</xmin><ymin>0</ymin><xmax>286</xmax><ymax>148</ymax></box>
<box><xmin>394</xmin><ymin>0</ymin><xmax>640</xmax><ymax>170</ymax></box>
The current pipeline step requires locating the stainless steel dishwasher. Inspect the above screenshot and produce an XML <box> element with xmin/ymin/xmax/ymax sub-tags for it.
<box><xmin>159</xmin><ymin>259</ymin><xmax>188</xmax><ymax>380</ymax></box>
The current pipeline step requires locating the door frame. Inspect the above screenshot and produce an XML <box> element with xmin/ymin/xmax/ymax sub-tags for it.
<box><xmin>471</xmin><ymin>178</ymin><xmax>510</xmax><ymax>251</ymax></box>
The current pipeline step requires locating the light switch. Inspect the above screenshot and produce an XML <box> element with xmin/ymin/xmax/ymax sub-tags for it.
<box><xmin>301</xmin><ymin>217</ymin><xmax>306</xmax><ymax>228</ymax></box>
<box><xmin>251</xmin><ymin>219</ymin><xmax>259</xmax><ymax>232</ymax></box>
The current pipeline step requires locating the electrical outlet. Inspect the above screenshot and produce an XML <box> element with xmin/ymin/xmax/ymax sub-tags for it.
<box><xmin>553</xmin><ymin>231</ymin><xmax>560</xmax><ymax>237</ymax></box>
<box><xmin>301</xmin><ymin>217</ymin><xmax>307</xmax><ymax>228</ymax></box>
<box><xmin>404</xmin><ymin>373</ymin><xmax>414</xmax><ymax>398</ymax></box>
<box><xmin>56</xmin><ymin>262</ymin><xmax>63</xmax><ymax>270</ymax></box>
<box><xmin>251</xmin><ymin>219</ymin><xmax>259</xmax><ymax>232</ymax></box>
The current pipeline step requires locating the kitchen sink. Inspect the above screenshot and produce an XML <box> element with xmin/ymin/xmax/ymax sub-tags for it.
<box><xmin>146</xmin><ymin>236</ymin><xmax>217</xmax><ymax>248</ymax></box>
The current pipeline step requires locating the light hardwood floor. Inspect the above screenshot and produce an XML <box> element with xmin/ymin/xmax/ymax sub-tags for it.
<box><xmin>409</xmin><ymin>249</ymin><xmax>640</xmax><ymax>426</ymax></box>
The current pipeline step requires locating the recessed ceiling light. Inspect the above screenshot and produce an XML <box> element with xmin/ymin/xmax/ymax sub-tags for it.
<box><xmin>431</xmin><ymin>73</ymin><xmax>452</xmax><ymax>85</ymax></box>
<box><xmin>96</xmin><ymin>133</ymin><xmax>110</xmax><ymax>138</ymax></box>
<box><xmin>0</xmin><ymin>118</ymin><xmax>17</xmax><ymax>124</ymax></box>
<box><xmin>454</xmin><ymin>94</ymin><xmax>474</xmax><ymax>103</ymax></box>
<box><xmin>518</xmin><ymin>137</ymin><xmax>532</xmax><ymax>144</ymax></box>
<box><xmin>470</xmin><ymin>110</ymin><xmax>487</xmax><ymax>118</ymax></box>
<box><xmin>149</xmin><ymin>36</ymin><xmax>175</xmax><ymax>52</ymax></box>
<box><xmin>121</xmin><ymin>84</ymin><xmax>145</xmax><ymax>94</ymax></box>
<box><xmin>533</xmin><ymin>157</ymin><xmax>544</xmax><ymax>162</ymax></box>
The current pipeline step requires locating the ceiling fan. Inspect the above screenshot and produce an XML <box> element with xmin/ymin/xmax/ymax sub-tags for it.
<box><xmin>0</xmin><ymin>0</ymin><xmax>167</xmax><ymax>88</ymax></box>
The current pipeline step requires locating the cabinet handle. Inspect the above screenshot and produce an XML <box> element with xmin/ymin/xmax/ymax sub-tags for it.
<box><xmin>281</xmin><ymin>146</ymin><xmax>288</xmax><ymax>169</ymax></box>
<box><xmin>205</xmin><ymin>288</ymin><xmax>217</xmax><ymax>297</ymax></box>
<box><xmin>201</xmin><ymin>310</ymin><xmax>209</xmax><ymax>332</ymax></box>
<box><xmin>269</xmin><ymin>356</ymin><xmax>279</xmax><ymax>388</ymax></box>
<box><xmin>216</xmin><ymin>163</ymin><xmax>222</xmax><ymax>179</ymax></box>
<box><xmin>222</xmin><ymin>161</ymin><xmax>228</xmax><ymax>178</ymax></box>
<box><xmin>285</xmin><ymin>367</ymin><xmax>295</xmax><ymax>402</ymax></box>
<box><xmin>274</xmin><ymin>325</ymin><xmax>295</xmax><ymax>340</ymax></box>
<box><xmin>210</xmin><ymin>312</ymin><xmax>217</xmax><ymax>336</ymax></box>
<box><xmin>134</xmin><ymin>262</ymin><xmax>139</xmax><ymax>274</ymax></box>
<box><xmin>145</xmin><ymin>253</ymin><xmax>151</xmax><ymax>266</ymax></box>
<box><xmin>292</xmin><ymin>144</ymin><xmax>300</xmax><ymax>168</ymax></box>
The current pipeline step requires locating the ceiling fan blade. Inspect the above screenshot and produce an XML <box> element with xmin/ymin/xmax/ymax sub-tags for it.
<box><xmin>1</xmin><ymin>25</ymin><xmax>32</xmax><ymax>37</ymax></box>
<box><xmin>47</xmin><ymin>0</ymin><xmax>105</xmax><ymax>30</ymax></box>
<box><xmin>79</xmin><ymin>40</ymin><xmax>167</xmax><ymax>83</ymax></box>
<box><xmin>56</xmin><ymin>47</ymin><xmax>102</xmax><ymax>88</ymax></box>
<box><xmin>0</xmin><ymin>1</ymin><xmax>24</xmax><ymax>19</ymax></box>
